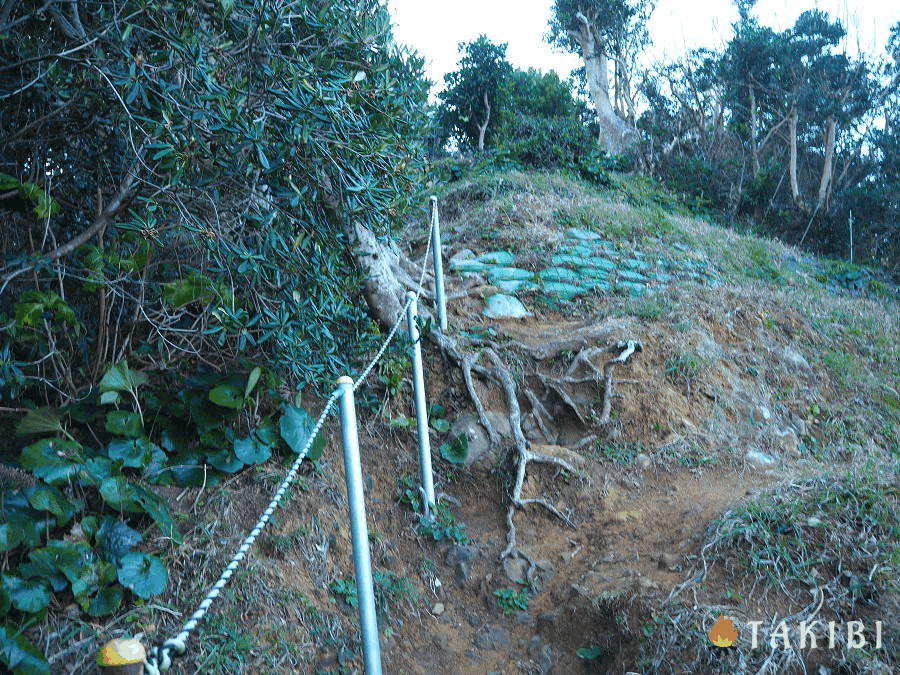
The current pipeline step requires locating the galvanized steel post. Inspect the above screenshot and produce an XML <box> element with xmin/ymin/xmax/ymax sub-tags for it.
<box><xmin>405</xmin><ymin>292</ymin><xmax>436</xmax><ymax>513</ymax></box>
<box><xmin>430</xmin><ymin>196</ymin><xmax>448</xmax><ymax>331</ymax></box>
<box><xmin>336</xmin><ymin>376</ymin><xmax>382</xmax><ymax>675</ymax></box>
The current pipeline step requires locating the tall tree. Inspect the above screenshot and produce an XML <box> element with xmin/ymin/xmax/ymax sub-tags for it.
<box><xmin>438</xmin><ymin>36</ymin><xmax>513</xmax><ymax>151</ymax></box>
<box><xmin>547</xmin><ymin>0</ymin><xmax>654</xmax><ymax>154</ymax></box>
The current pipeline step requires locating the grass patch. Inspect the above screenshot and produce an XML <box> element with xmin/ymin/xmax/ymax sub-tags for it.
<box><xmin>710</xmin><ymin>467</ymin><xmax>900</xmax><ymax>593</ymax></box>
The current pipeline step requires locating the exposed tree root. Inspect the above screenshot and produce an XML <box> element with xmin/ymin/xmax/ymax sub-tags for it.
<box><xmin>429</xmin><ymin>332</ymin><xmax>645</xmax><ymax>566</ymax></box>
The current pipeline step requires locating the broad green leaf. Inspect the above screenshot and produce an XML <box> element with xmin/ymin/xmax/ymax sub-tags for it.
<box><xmin>95</xmin><ymin>517</ymin><xmax>142</xmax><ymax>564</ymax></box>
<box><xmin>105</xmin><ymin>410</ymin><xmax>143</xmax><ymax>438</ymax></box>
<box><xmin>80</xmin><ymin>516</ymin><xmax>99</xmax><ymax>543</ymax></box>
<box><xmin>280</xmin><ymin>404</ymin><xmax>326</xmax><ymax>461</ymax></box>
<box><xmin>99</xmin><ymin>477</ymin><xmax>143</xmax><ymax>513</ymax></box>
<box><xmin>81</xmin><ymin>586</ymin><xmax>123</xmax><ymax>617</ymax></box>
<box><xmin>29</xmin><ymin>541</ymin><xmax>90</xmax><ymax>586</ymax></box>
<box><xmin>2</xmin><ymin>574</ymin><xmax>51</xmax><ymax>614</ymax></box>
<box><xmin>209</xmin><ymin>383</ymin><xmax>244</xmax><ymax>409</ymax></box>
<box><xmin>71</xmin><ymin>559</ymin><xmax>116</xmax><ymax>601</ymax></box>
<box><xmin>0</xmin><ymin>524</ymin><xmax>23</xmax><ymax>553</ymax></box>
<box><xmin>233</xmin><ymin>436</ymin><xmax>271</xmax><ymax>465</ymax></box>
<box><xmin>79</xmin><ymin>457</ymin><xmax>115</xmax><ymax>487</ymax></box>
<box><xmin>244</xmin><ymin>366</ymin><xmax>262</xmax><ymax>399</ymax></box>
<box><xmin>205</xmin><ymin>447</ymin><xmax>245</xmax><ymax>474</ymax></box>
<box><xmin>0</xmin><ymin>626</ymin><xmax>51</xmax><ymax>675</ymax></box>
<box><xmin>98</xmin><ymin>361</ymin><xmax>148</xmax><ymax>395</ymax></box>
<box><xmin>576</xmin><ymin>646</ymin><xmax>604</xmax><ymax>659</ymax></box>
<box><xmin>133</xmin><ymin>485</ymin><xmax>182</xmax><ymax>544</ymax></box>
<box><xmin>430</xmin><ymin>418</ymin><xmax>450</xmax><ymax>433</ymax></box>
<box><xmin>20</xmin><ymin>438</ymin><xmax>83</xmax><ymax>485</ymax></box>
<box><xmin>116</xmin><ymin>553</ymin><xmax>167</xmax><ymax>598</ymax></box>
<box><xmin>99</xmin><ymin>391</ymin><xmax>120</xmax><ymax>405</ymax></box>
<box><xmin>15</xmin><ymin>407</ymin><xmax>65</xmax><ymax>436</ymax></box>
<box><xmin>439</xmin><ymin>434</ymin><xmax>469</xmax><ymax>465</ymax></box>
<box><xmin>0</xmin><ymin>509</ymin><xmax>39</xmax><ymax>552</ymax></box>
<box><xmin>25</xmin><ymin>485</ymin><xmax>79</xmax><ymax>525</ymax></box>
<box><xmin>427</xmin><ymin>403</ymin><xmax>446</xmax><ymax>417</ymax></box>
<box><xmin>107</xmin><ymin>437</ymin><xmax>157</xmax><ymax>468</ymax></box>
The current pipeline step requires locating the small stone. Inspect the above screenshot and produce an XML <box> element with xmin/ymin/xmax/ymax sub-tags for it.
<box><xmin>745</xmin><ymin>448</ymin><xmax>778</xmax><ymax>471</ymax></box>
<box><xmin>483</xmin><ymin>293</ymin><xmax>531</xmax><ymax>319</ymax></box>
<box><xmin>446</xmin><ymin>544</ymin><xmax>478</xmax><ymax>583</ymax></box>
<box><xmin>635</xmin><ymin>453</ymin><xmax>651</xmax><ymax>469</ymax></box>
<box><xmin>502</xmin><ymin>556</ymin><xmax>528</xmax><ymax>584</ymax></box>
<box><xmin>527</xmin><ymin>636</ymin><xmax>542</xmax><ymax>657</ymax></box>
<box><xmin>638</xmin><ymin>577</ymin><xmax>659</xmax><ymax>590</ymax></box>
<box><xmin>433</xmin><ymin>633</ymin><xmax>449</xmax><ymax>650</ymax></box>
<box><xmin>432</xmin><ymin>603</ymin><xmax>445</xmax><ymax>615</ymax></box>
<box><xmin>474</xmin><ymin>625</ymin><xmax>510</xmax><ymax>651</ymax></box>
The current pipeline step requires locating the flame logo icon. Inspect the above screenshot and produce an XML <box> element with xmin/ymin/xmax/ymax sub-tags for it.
<box><xmin>708</xmin><ymin>614</ymin><xmax>737</xmax><ymax>648</ymax></box>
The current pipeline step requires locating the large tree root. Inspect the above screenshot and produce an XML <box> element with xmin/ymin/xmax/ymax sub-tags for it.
<box><xmin>429</xmin><ymin>331</ymin><xmax>646</xmax><ymax>574</ymax></box>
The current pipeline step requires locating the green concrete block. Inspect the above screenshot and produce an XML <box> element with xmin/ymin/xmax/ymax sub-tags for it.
<box><xmin>478</xmin><ymin>251</ymin><xmax>516</xmax><ymax>266</ymax></box>
<box><xmin>542</xmin><ymin>281</ymin><xmax>581</xmax><ymax>300</ymax></box>
<box><xmin>618</xmin><ymin>269</ymin><xmax>650</xmax><ymax>283</ymax></box>
<box><xmin>539</xmin><ymin>267</ymin><xmax>582</xmax><ymax>283</ymax></box>
<box><xmin>616</xmin><ymin>281</ymin><xmax>648</xmax><ymax>295</ymax></box>
<box><xmin>488</xmin><ymin>267</ymin><xmax>536</xmax><ymax>283</ymax></box>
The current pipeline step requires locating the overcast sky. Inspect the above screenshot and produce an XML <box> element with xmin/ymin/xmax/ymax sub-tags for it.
<box><xmin>387</xmin><ymin>0</ymin><xmax>894</xmax><ymax>92</ymax></box>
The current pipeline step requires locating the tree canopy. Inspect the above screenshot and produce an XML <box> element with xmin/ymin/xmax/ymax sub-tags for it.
<box><xmin>437</xmin><ymin>35</ymin><xmax>513</xmax><ymax>152</ymax></box>
<box><xmin>0</xmin><ymin>0</ymin><xmax>431</xmax><ymax>403</ymax></box>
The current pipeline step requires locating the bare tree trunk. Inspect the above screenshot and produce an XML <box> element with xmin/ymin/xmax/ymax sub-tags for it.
<box><xmin>570</xmin><ymin>11</ymin><xmax>638</xmax><ymax>155</ymax></box>
<box><xmin>817</xmin><ymin>114</ymin><xmax>836</xmax><ymax>209</ymax></box>
<box><xmin>788</xmin><ymin>108</ymin><xmax>807</xmax><ymax>211</ymax></box>
<box><xmin>476</xmin><ymin>90</ymin><xmax>490</xmax><ymax>152</ymax></box>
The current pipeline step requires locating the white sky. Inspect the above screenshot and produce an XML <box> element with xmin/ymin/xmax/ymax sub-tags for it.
<box><xmin>387</xmin><ymin>0</ymin><xmax>895</xmax><ymax>93</ymax></box>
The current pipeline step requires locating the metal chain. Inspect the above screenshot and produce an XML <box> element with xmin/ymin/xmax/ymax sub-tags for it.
<box><xmin>144</xmin><ymin>207</ymin><xmax>438</xmax><ymax>673</ymax></box>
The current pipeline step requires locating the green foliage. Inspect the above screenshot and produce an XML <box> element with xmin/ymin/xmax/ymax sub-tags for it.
<box><xmin>0</xmin><ymin>173</ymin><xmax>60</xmax><ymax>219</ymax></box>
<box><xmin>1</xmin><ymin>0</ymin><xmax>431</xmax><ymax>412</ymax></box>
<box><xmin>1</xmin><ymin>357</ymin><xmax>323</xmax><ymax>667</ymax></box>
<box><xmin>439</xmin><ymin>434</ymin><xmax>469</xmax><ymax>465</ymax></box>
<box><xmin>397</xmin><ymin>477</ymin><xmax>470</xmax><ymax>545</ymax></box>
<box><xmin>577</xmin><ymin>646</ymin><xmax>605</xmax><ymax>659</ymax></box>
<box><xmin>501</xmin><ymin>114</ymin><xmax>595</xmax><ymax>172</ymax></box>
<box><xmin>438</xmin><ymin>35</ymin><xmax>513</xmax><ymax>151</ymax></box>
<box><xmin>494</xmin><ymin>585</ymin><xmax>529</xmax><ymax>614</ymax></box>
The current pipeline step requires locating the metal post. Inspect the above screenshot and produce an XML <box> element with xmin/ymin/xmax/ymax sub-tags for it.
<box><xmin>405</xmin><ymin>292</ymin><xmax>436</xmax><ymax>513</ymax></box>
<box><xmin>336</xmin><ymin>376</ymin><xmax>382</xmax><ymax>675</ymax></box>
<box><xmin>430</xmin><ymin>196</ymin><xmax>448</xmax><ymax>331</ymax></box>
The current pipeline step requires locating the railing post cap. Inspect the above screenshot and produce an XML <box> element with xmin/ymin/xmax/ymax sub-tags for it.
<box><xmin>430</xmin><ymin>195</ymin><xmax>437</xmax><ymax>202</ymax></box>
<box><xmin>336</xmin><ymin>375</ymin><xmax>353</xmax><ymax>386</ymax></box>
<box><xmin>405</xmin><ymin>290</ymin><xmax>416</xmax><ymax>300</ymax></box>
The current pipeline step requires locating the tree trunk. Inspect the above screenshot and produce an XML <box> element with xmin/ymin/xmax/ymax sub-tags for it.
<box><xmin>571</xmin><ymin>12</ymin><xmax>638</xmax><ymax>155</ymax></box>
<box><xmin>476</xmin><ymin>90</ymin><xmax>490</xmax><ymax>152</ymax></box>
<box><xmin>788</xmin><ymin>108</ymin><xmax>807</xmax><ymax>211</ymax></box>
<box><xmin>817</xmin><ymin>114</ymin><xmax>836</xmax><ymax>210</ymax></box>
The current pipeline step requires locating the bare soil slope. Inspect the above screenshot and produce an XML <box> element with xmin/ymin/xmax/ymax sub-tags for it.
<box><xmin>98</xmin><ymin>169</ymin><xmax>899</xmax><ymax>675</ymax></box>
